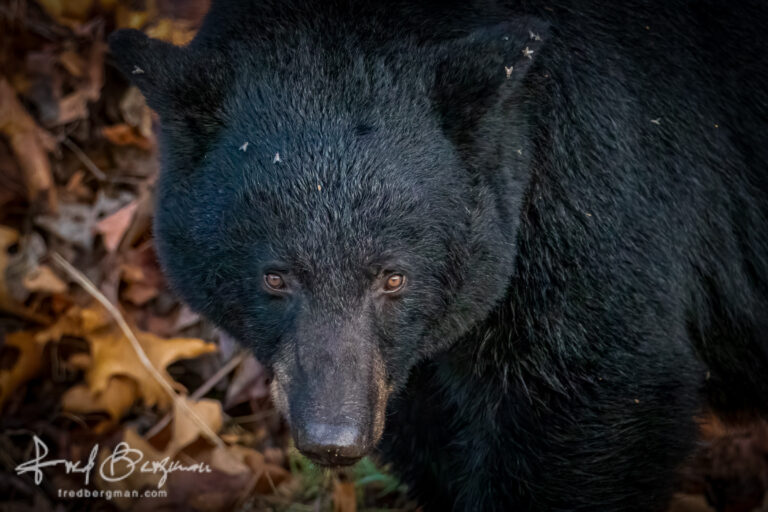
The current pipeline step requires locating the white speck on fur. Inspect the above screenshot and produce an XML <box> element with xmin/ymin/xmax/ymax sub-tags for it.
<box><xmin>132</xmin><ymin>65</ymin><xmax>145</xmax><ymax>75</ymax></box>
<box><xmin>505</xmin><ymin>66</ymin><xmax>514</xmax><ymax>79</ymax></box>
<box><xmin>529</xmin><ymin>31</ymin><xmax>542</xmax><ymax>41</ymax></box>
<box><xmin>516</xmin><ymin>148</ymin><xmax>523</xmax><ymax>155</ymax></box>
<box><xmin>317</xmin><ymin>184</ymin><xmax>322</xmax><ymax>191</ymax></box>
<box><xmin>239</xmin><ymin>142</ymin><xmax>249</xmax><ymax>152</ymax></box>
<box><xmin>273</xmin><ymin>152</ymin><xmax>281</xmax><ymax>163</ymax></box>
<box><xmin>522</xmin><ymin>46</ymin><xmax>534</xmax><ymax>59</ymax></box>
<box><xmin>502</xmin><ymin>35</ymin><xmax>509</xmax><ymax>41</ymax></box>
<box><xmin>650</xmin><ymin>118</ymin><xmax>661</xmax><ymax>125</ymax></box>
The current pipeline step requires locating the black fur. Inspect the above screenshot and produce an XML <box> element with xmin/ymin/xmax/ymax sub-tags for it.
<box><xmin>109</xmin><ymin>1</ymin><xmax>768</xmax><ymax>510</ymax></box>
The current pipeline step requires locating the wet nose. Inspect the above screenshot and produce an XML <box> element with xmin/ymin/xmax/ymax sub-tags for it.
<box><xmin>295</xmin><ymin>422</ymin><xmax>367</xmax><ymax>466</ymax></box>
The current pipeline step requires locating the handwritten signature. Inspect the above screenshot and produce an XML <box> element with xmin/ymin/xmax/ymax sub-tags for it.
<box><xmin>15</xmin><ymin>436</ymin><xmax>212</xmax><ymax>488</ymax></box>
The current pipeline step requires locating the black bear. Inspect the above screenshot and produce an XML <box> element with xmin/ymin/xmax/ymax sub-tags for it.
<box><xmin>109</xmin><ymin>0</ymin><xmax>768</xmax><ymax>510</ymax></box>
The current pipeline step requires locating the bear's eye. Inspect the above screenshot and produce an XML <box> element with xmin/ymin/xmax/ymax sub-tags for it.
<box><xmin>383</xmin><ymin>274</ymin><xmax>406</xmax><ymax>293</ymax></box>
<box><xmin>264</xmin><ymin>273</ymin><xmax>286</xmax><ymax>291</ymax></box>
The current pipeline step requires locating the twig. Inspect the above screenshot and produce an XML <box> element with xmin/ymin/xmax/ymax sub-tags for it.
<box><xmin>145</xmin><ymin>350</ymin><xmax>248</xmax><ymax>439</ymax></box>
<box><xmin>61</xmin><ymin>137</ymin><xmax>108</xmax><ymax>181</ymax></box>
<box><xmin>51</xmin><ymin>252</ymin><xmax>225</xmax><ymax>449</ymax></box>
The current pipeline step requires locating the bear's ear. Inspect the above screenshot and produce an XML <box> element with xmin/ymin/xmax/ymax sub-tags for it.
<box><xmin>108</xmin><ymin>29</ymin><xmax>188</xmax><ymax>116</ymax></box>
<box><xmin>109</xmin><ymin>30</ymin><xmax>231</xmax><ymax>163</ymax></box>
<box><xmin>428</xmin><ymin>17</ymin><xmax>548</xmax><ymax>140</ymax></box>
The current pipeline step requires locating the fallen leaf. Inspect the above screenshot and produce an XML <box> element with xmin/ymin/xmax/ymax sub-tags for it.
<box><xmin>83</xmin><ymin>40</ymin><xmax>106</xmax><ymax>102</ymax></box>
<box><xmin>667</xmin><ymin>493</ymin><xmax>716</xmax><ymax>512</ymax></box>
<box><xmin>333</xmin><ymin>479</ymin><xmax>357</xmax><ymax>512</ymax></box>
<box><xmin>59</xmin><ymin>50</ymin><xmax>85</xmax><ymax>77</ymax></box>
<box><xmin>122</xmin><ymin>282</ymin><xmax>158</xmax><ymax>306</ymax></box>
<box><xmin>35</xmin><ymin>202</ymin><xmax>97</xmax><ymax>249</ymax></box>
<box><xmin>18</xmin><ymin>303</ymin><xmax>217</xmax><ymax>419</ymax></box>
<box><xmin>33</xmin><ymin>305</ymin><xmax>112</xmax><ymax>345</ymax></box>
<box><xmin>96</xmin><ymin>201</ymin><xmax>138</xmax><ymax>252</ymax></box>
<box><xmin>85</xmin><ymin>325</ymin><xmax>217</xmax><ymax>409</ymax></box>
<box><xmin>115</xmin><ymin>2</ymin><xmax>156</xmax><ymax>30</ymax></box>
<box><xmin>145</xmin><ymin>18</ymin><xmax>197</xmax><ymax>45</ymax></box>
<box><xmin>173</xmin><ymin>305</ymin><xmax>201</xmax><ymax>332</ymax></box>
<box><xmin>66</xmin><ymin>352</ymin><xmax>92</xmax><ymax>370</ymax></box>
<box><xmin>225</xmin><ymin>355</ymin><xmax>270</xmax><ymax>408</ymax></box>
<box><xmin>35</xmin><ymin>191</ymin><xmax>135</xmax><ymax>250</ymax></box>
<box><xmin>55</xmin><ymin>90</ymin><xmax>90</xmax><ymax>126</ymax></box>
<box><xmin>102</xmin><ymin>124</ymin><xmax>153</xmax><ymax>151</ymax></box>
<box><xmin>61</xmin><ymin>376</ymin><xmax>138</xmax><ymax>431</ymax></box>
<box><xmin>0</xmin><ymin>79</ymin><xmax>57</xmax><ymax>211</ymax></box>
<box><xmin>119</xmin><ymin>242</ymin><xmax>165</xmax><ymax>301</ymax></box>
<box><xmin>5</xmin><ymin>231</ymin><xmax>48</xmax><ymax>303</ymax></box>
<box><xmin>119</xmin><ymin>86</ymin><xmax>153</xmax><ymax>138</ymax></box>
<box><xmin>0</xmin><ymin>225</ymin><xmax>21</xmax><ymax>309</ymax></box>
<box><xmin>209</xmin><ymin>445</ymin><xmax>291</xmax><ymax>494</ymax></box>
<box><xmin>36</xmin><ymin>0</ymin><xmax>95</xmax><ymax>26</ymax></box>
<box><xmin>167</xmin><ymin>397</ymin><xmax>223</xmax><ymax>453</ymax></box>
<box><xmin>22</xmin><ymin>264</ymin><xmax>68</xmax><ymax>294</ymax></box>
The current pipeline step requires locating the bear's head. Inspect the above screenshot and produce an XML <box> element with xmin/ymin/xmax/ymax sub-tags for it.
<box><xmin>109</xmin><ymin>15</ymin><xmax>546</xmax><ymax>466</ymax></box>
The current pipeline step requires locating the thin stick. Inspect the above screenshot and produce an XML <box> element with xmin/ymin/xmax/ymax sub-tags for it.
<box><xmin>145</xmin><ymin>350</ymin><xmax>248</xmax><ymax>439</ymax></box>
<box><xmin>51</xmin><ymin>252</ymin><xmax>224</xmax><ymax>449</ymax></box>
<box><xmin>62</xmin><ymin>137</ymin><xmax>108</xmax><ymax>181</ymax></box>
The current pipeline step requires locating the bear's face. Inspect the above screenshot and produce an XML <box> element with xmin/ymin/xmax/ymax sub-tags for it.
<box><xmin>109</xmin><ymin>17</ymin><xmax>545</xmax><ymax>465</ymax></box>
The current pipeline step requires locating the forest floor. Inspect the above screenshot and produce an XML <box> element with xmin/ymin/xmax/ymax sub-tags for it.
<box><xmin>0</xmin><ymin>1</ymin><xmax>766</xmax><ymax>511</ymax></box>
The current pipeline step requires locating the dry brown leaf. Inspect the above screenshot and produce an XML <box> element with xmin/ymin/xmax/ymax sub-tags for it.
<box><xmin>35</xmin><ymin>191</ymin><xmax>135</xmax><ymax>250</ymax></box>
<box><xmin>0</xmin><ymin>331</ymin><xmax>48</xmax><ymax>408</ymax></box>
<box><xmin>227</xmin><ymin>444</ymin><xmax>291</xmax><ymax>494</ymax></box>
<box><xmin>35</xmin><ymin>304</ymin><xmax>112</xmax><ymax>345</ymax></box>
<box><xmin>145</xmin><ymin>18</ymin><xmax>197</xmax><ymax>45</ymax></box>
<box><xmin>0</xmin><ymin>225</ymin><xmax>20</xmax><ymax>309</ymax></box>
<box><xmin>59</xmin><ymin>50</ymin><xmax>85</xmax><ymax>77</ymax></box>
<box><xmin>85</xmin><ymin>325</ymin><xmax>217</xmax><ymax>409</ymax></box>
<box><xmin>0</xmin><ymin>79</ymin><xmax>57</xmax><ymax>211</ymax></box>
<box><xmin>167</xmin><ymin>397</ymin><xmax>223</xmax><ymax>453</ymax></box>
<box><xmin>5</xmin><ymin>231</ymin><xmax>48</xmax><ymax>304</ymax></box>
<box><xmin>61</xmin><ymin>375</ymin><xmax>138</xmax><ymax>431</ymax></box>
<box><xmin>36</xmin><ymin>0</ymin><xmax>95</xmax><ymax>26</ymax></box>
<box><xmin>102</xmin><ymin>124</ymin><xmax>153</xmax><ymax>151</ymax></box>
<box><xmin>115</xmin><ymin>2</ymin><xmax>156</xmax><ymax>30</ymax></box>
<box><xmin>667</xmin><ymin>493</ymin><xmax>716</xmax><ymax>512</ymax></box>
<box><xmin>122</xmin><ymin>282</ymin><xmax>158</xmax><ymax>306</ymax></box>
<box><xmin>56</xmin><ymin>90</ymin><xmax>90</xmax><ymax>125</ymax></box>
<box><xmin>119</xmin><ymin>86</ymin><xmax>153</xmax><ymax>138</ymax></box>
<box><xmin>66</xmin><ymin>352</ymin><xmax>92</xmax><ymax>370</ymax></box>
<box><xmin>119</xmin><ymin>242</ymin><xmax>165</xmax><ymax>302</ymax></box>
<box><xmin>225</xmin><ymin>354</ymin><xmax>270</xmax><ymax>408</ymax></box>
<box><xmin>22</xmin><ymin>264</ymin><xmax>68</xmax><ymax>294</ymax></box>
<box><xmin>35</xmin><ymin>202</ymin><xmax>94</xmax><ymax>249</ymax></box>
<box><xmin>97</xmin><ymin>201</ymin><xmax>138</xmax><ymax>252</ymax></box>
<box><xmin>333</xmin><ymin>479</ymin><xmax>357</xmax><ymax>512</ymax></box>
<box><xmin>19</xmin><ymin>303</ymin><xmax>216</xmax><ymax>421</ymax></box>
<box><xmin>0</xmin><ymin>227</ymin><xmax>43</xmax><ymax>321</ymax></box>
<box><xmin>84</xmin><ymin>40</ymin><xmax>106</xmax><ymax>102</ymax></box>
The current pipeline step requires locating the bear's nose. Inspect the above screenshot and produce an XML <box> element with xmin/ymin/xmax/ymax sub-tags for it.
<box><xmin>295</xmin><ymin>422</ymin><xmax>367</xmax><ymax>466</ymax></box>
